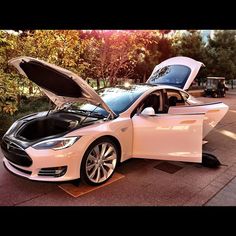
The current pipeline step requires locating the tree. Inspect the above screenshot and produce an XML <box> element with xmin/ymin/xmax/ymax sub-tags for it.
<box><xmin>81</xmin><ymin>30</ymin><xmax>152</xmax><ymax>88</ymax></box>
<box><xmin>206</xmin><ymin>30</ymin><xmax>236</xmax><ymax>87</ymax></box>
<box><xmin>132</xmin><ymin>30</ymin><xmax>174</xmax><ymax>83</ymax></box>
<box><xmin>0</xmin><ymin>31</ymin><xmax>20</xmax><ymax>114</ymax></box>
<box><xmin>1</xmin><ymin>29</ymin><xmax>235</xmax><ymax>116</ymax></box>
<box><xmin>172</xmin><ymin>30</ymin><xmax>208</xmax><ymax>85</ymax></box>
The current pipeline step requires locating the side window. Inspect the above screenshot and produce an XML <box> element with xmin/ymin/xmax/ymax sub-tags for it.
<box><xmin>132</xmin><ymin>91</ymin><xmax>163</xmax><ymax>116</ymax></box>
<box><xmin>166</xmin><ymin>90</ymin><xmax>185</xmax><ymax>107</ymax></box>
<box><xmin>180</xmin><ymin>91</ymin><xmax>189</xmax><ymax>104</ymax></box>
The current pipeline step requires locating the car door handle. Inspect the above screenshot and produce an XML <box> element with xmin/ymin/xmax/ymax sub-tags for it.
<box><xmin>180</xmin><ymin>120</ymin><xmax>196</xmax><ymax>124</ymax></box>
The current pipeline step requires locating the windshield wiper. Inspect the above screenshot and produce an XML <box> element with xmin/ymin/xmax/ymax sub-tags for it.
<box><xmin>80</xmin><ymin>104</ymin><xmax>102</xmax><ymax>125</ymax></box>
<box><xmin>89</xmin><ymin>111</ymin><xmax>107</xmax><ymax>118</ymax></box>
<box><xmin>67</xmin><ymin>108</ymin><xmax>90</xmax><ymax>115</ymax></box>
<box><xmin>68</xmin><ymin>107</ymin><xmax>107</xmax><ymax>118</ymax></box>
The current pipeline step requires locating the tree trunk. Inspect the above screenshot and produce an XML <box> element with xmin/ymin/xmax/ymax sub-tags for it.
<box><xmin>198</xmin><ymin>78</ymin><xmax>201</xmax><ymax>86</ymax></box>
<box><xmin>143</xmin><ymin>72</ymin><xmax>146</xmax><ymax>83</ymax></box>
<box><xmin>96</xmin><ymin>78</ymin><xmax>100</xmax><ymax>89</ymax></box>
<box><xmin>17</xmin><ymin>94</ymin><xmax>21</xmax><ymax>106</ymax></box>
<box><xmin>110</xmin><ymin>77</ymin><xmax>114</xmax><ymax>87</ymax></box>
<box><xmin>103</xmin><ymin>79</ymin><xmax>108</xmax><ymax>88</ymax></box>
<box><xmin>29</xmin><ymin>81</ymin><xmax>33</xmax><ymax>94</ymax></box>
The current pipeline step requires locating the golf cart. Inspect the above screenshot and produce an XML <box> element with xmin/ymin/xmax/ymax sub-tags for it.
<box><xmin>204</xmin><ymin>77</ymin><xmax>228</xmax><ymax>98</ymax></box>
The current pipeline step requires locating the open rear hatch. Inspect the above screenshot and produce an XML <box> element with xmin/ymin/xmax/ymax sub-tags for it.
<box><xmin>146</xmin><ymin>56</ymin><xmax>204</xmax><ymax>90</ymax></box>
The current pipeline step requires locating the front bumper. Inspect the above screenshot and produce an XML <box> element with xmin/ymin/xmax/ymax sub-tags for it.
<box><xmin>1</xmin><ymin>139</ymin><xmax>88</xmax><ymax>182</ymax></box>
<box><xmin>3</xmin><ymin>159</ymin><xmax>73</xmax><ymax>181</ymax></box>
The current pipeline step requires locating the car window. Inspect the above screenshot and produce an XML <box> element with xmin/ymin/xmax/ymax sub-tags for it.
<box><xmin>135</xmin><ymin>91</ymin><xmax>163</xmax><ymax>115</ymax></box>
<box><xmin>166</xmin><ymin>90</ymin><xmax>185</xmax><ymax>106</ymax></box>
<box><xmin>148</xmin><ymin>65</ymin><xmax>191</xmax><ymax>88</ymax></box>
<box><xmin>67</xmin><ymin>85</ymin><xmax>150</xmax><ymax>116</ymax></box>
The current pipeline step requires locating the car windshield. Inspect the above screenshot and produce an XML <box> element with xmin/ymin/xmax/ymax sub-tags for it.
<box><xmin>66</xmin><ymin>85</ymin><xmax>152</xmax><ymax>117</ymax></box>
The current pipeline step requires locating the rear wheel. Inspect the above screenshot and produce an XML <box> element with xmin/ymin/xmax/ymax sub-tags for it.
<box><xmin>80</xmin><ymin>138</ymin><xmax>119</xmax><ymax>186</ymax></box>
<box><xmin>212</xmin><ymin>92</ymin><xmax>218</xmax><ymax>98</ymax></box>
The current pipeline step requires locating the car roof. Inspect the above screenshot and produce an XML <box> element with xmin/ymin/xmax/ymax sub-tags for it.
<box><xmin>102</xmin><ymin>83</ymin><xmax>186</xmax><ymax>92</ymax></box>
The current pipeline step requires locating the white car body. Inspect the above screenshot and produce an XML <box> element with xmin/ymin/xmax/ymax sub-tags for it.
<box><xmin>1</xmin><ymin>56</ymin><xmax>229</xmax><ymax>183</ymax></box>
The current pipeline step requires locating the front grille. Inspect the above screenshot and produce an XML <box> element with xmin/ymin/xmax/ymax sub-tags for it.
<box><xmin>9</xmin><ymin>162</ymin><xmax>32</xmax><ymax>175</ymax></box>
<box><xmin>1</xmin><ymin>138</ymin><xmax>32</xmax><ymax>167</ymax></box>
<box><xmin>38</xmin><ymin>166</ymin><xmax>67</xmax><ymax>177</ymax></box>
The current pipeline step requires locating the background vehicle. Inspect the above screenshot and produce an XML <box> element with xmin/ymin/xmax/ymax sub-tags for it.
<box><xmin>204</xmin><ymin>77</ymin><xmax>228</xmax><ymax>98</ymax></box>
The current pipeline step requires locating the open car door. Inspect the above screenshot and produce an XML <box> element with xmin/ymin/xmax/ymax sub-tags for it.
<box><xmin>132</xmin><ymin>112</ymin><xmax>204</xmax><ymax>163</ymax></box>
<box><xmin>168</xmin><ymin>102</ymin><xmax>229</xmax><ymax>138</ymax></box>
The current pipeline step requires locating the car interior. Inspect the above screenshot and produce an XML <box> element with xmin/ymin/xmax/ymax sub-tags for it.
<box><xmin>168</xmin><ymin>96</ymin><xmax>178</xmax><ymax>106</ymax></box>
<box><xmin>166</xmin><ymin>90</ymin><xmax>185</xmax><ymax>107</ymax></box>
<box><xmin>142</xmin><ymin>94</ymin><xmax>160</xmax><ymax>113</ymax></box>
<box><xmin>135</xmin><ymin>91</ymin><xmax>164</xmax><ymax>115</ymax></box>
<box><xmin>133</xmin><ymin>89</ymin><xmax>187</xmax><ymax>117</ymax></box>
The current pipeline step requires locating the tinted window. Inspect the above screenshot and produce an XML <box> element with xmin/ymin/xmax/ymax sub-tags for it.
<box><xmin>149</xmin><ymin>65</ymin><xmax>191</xmax><ymax>88</ymax></box>
<box><xmin>68</xmin><ymin>85</ymin><xmax>151</xmax><ymax>116</ymax></box>
<box><xmin>138</xmin><ymin>91</ymin><xmax>163</xmax><ymax>114</ymax></box>
<box><xmin>166</xmin><ymin>90</ymin><xmax>185</xmax><ymax>106</ymax></box>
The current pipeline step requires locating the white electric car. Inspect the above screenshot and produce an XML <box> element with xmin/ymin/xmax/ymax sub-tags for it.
<box><xmin>1</xmin><ymin>56</ymin><xmax>228</xmax><ymax>185</ymax></box>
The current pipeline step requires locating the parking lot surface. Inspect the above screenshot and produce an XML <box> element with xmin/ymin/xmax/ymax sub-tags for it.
<box><xmin>1</xmin><ymin>94</ymin><xmax>236</xmax><ymax>206</ymax></box>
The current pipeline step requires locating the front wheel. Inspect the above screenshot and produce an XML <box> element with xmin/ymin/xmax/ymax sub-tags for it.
<box><xmin>80</xmin><ymin>138</ymin><xmax>119</xmax><ymax>186</ymax></box>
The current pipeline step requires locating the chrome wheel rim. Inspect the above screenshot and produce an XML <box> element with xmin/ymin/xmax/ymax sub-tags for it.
<box><xmin>86</xmin><ymin>142</ymin><xmax>117</xmax><ymax>183</ymax></box>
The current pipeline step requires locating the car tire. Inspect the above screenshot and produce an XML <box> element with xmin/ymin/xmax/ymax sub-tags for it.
<box><xmin>212</xmin><ymin>92</ymin><xmax>218</xmax><ymax>98</ymax></box>
<box><xmin>80</xmin><ymin>137</ymin><xmax>119</xmax><ymax>186</ymax></box>
<box><xmin>202</xmin><ymin>153</ymin><xmax>221</xmax><ymax>168</ymax></box>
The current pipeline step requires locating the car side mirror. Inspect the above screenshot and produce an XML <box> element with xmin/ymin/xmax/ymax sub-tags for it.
<box><xmin>141</xmin><ymin>107</ymin><xmax>156</xmax><ymax>116</ymax></box>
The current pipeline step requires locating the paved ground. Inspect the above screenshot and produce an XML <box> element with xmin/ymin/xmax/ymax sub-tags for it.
<box><xmin>0</xmin><ymin>94</ymin><xmax>236</xmax><ymax>206</ymax></box>
<box><xmin>227</xmin><ymin>88</ymin><xmax>236</xmax><ymax>95</ymax></box>
<box><xmin>206</xmin><ymin>177</ymin><xmax>236</xmax><ymax>206</ymax></box>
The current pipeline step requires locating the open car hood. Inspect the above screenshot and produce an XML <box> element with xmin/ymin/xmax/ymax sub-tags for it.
<box><xmin>146</xmin><ymin>56</ymin><xmax>204</xmax><ymax>90</ymax></box>
<box><xmin>9</xmin><ymin>56</ymin><xmax>116</xmax><ymax>118</ymax></box>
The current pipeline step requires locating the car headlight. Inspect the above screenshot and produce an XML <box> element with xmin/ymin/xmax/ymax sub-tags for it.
<box><xmin>32</xmin><ymin>136</ymin><xmax>81</xmax><ymax>150</ymax></box>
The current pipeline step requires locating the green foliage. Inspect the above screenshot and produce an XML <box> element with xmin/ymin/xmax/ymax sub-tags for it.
<box><xmin>172</xmin><ymin>30</ymin><xmax>209</xmax><ymax>81</ymax></box>
<box><xmin>0</xmin><ymin>96</ymin><xmax>50</xmax><ymax>137</ymax></box>
<box><xmin>0</xmin><ymin>31</ymin><xmax>21</xmax><ymax>115</ymax></box>
<box><xmin>206</xmin><ymin>30</ymin><xmax>236</xmax><ymax>81</ymax></box>
<box><xmin>173</xmin><ymin>30</ymin><xmax>207</xmax><ymax>60</ymax></box>
<box><xmin>0</xmin><ymin>29</ymin><xmax>235</xmax><ymax>119</ymax></box>
<box><xmin>0</xmin><ymin>70</ymin><xmax>18</xmax><ymax>114</ymax></box>
<box><xmin>132</xmin><ymin>30</ymin><xmax>175</xmax><ymax>82</ymax></box>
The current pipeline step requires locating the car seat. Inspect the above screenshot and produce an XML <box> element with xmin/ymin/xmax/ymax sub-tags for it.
<box><xmin>168</xmin><ymin>96</ymin><xmax>178</xmax><ymax>106</ymax></box>
<box><xmin>143</xmin><ymin>94</ymin><xmax>160</xmax><ymax>113</ymax></box>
